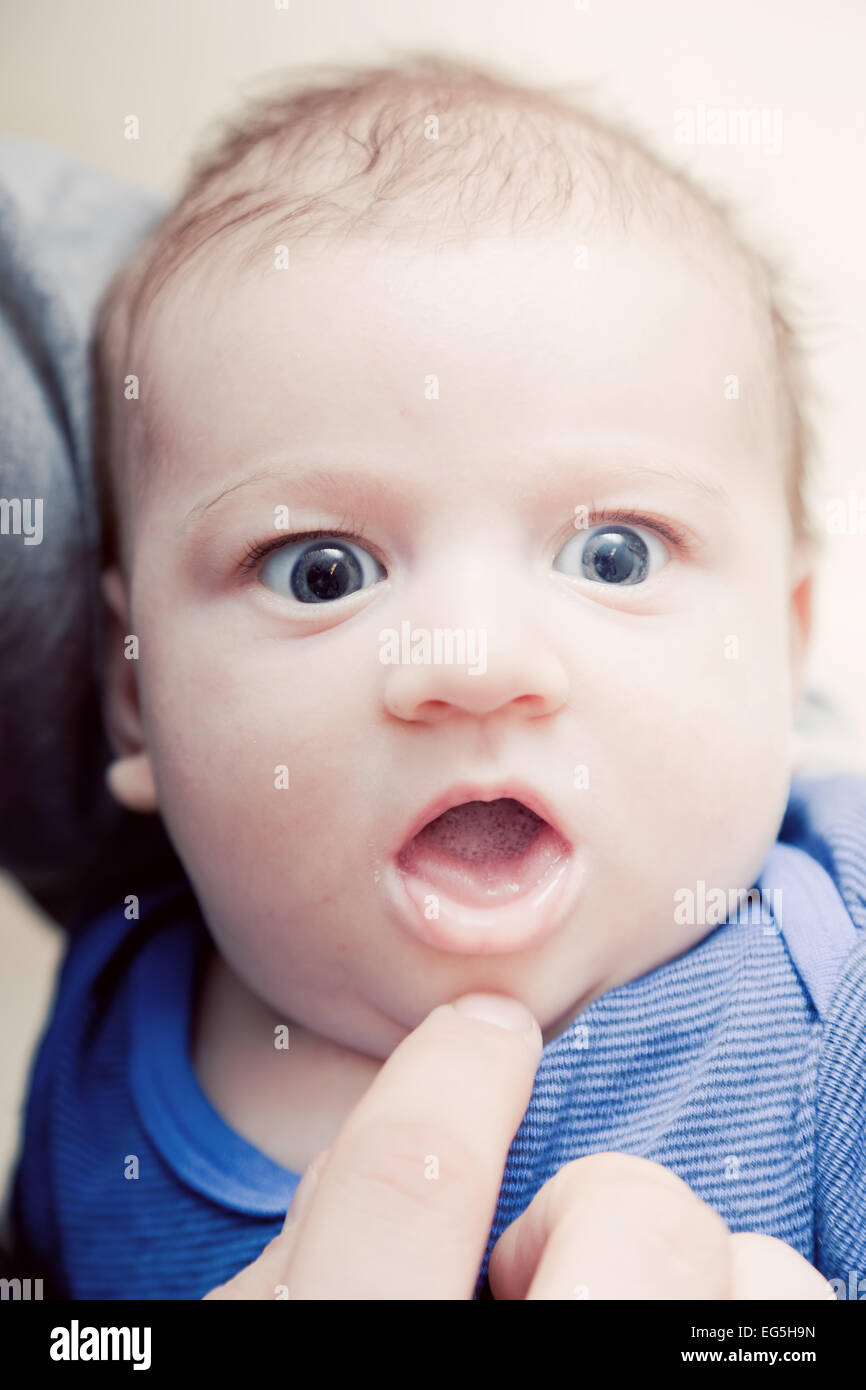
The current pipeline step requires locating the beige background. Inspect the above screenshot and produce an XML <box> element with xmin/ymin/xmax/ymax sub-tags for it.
<box><xmin>2</xmin><ymin>0</ymin><xmax>865</xmax><ymax>1236</ymax></box>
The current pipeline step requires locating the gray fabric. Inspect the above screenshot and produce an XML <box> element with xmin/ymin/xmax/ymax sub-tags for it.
<box><xmin>0</xmin><ymin>136</ymin><xmax>178</xmax><ymax>925</ymax></box>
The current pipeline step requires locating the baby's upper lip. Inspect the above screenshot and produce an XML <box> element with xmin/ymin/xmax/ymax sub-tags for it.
<box><xmin>392</xmin><ymin>779</ymin><xmax>574</xmax><ymax>858</ymax></box>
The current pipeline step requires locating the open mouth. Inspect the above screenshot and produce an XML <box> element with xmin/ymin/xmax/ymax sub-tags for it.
<box><xmin>395</xmin><ymin>797</ymin><xmax>571</xmax><ymax>910</ymax></box>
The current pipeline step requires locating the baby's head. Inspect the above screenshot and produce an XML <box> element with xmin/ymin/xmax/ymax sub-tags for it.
<box><xmin>93</xmin><ymin>55</ymin><xmax>815</xmax><ymax>1050</ymax></box>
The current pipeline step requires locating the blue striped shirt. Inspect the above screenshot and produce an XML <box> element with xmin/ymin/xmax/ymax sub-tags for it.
<box><xmin>10</xmin><ymin>773</ymin><xmax>866</xmax><ymax>1299</ymax></box>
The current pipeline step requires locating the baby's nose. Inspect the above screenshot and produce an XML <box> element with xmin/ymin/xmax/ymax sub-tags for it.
<box><xmin>381</xmin><ymin>626</ymin><xmax>568</xmax><ymax>723</ymax></box>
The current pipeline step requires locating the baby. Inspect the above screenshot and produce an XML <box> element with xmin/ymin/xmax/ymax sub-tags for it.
<box><xmin>11</xmin><ymin>54</ymin><xmax>866</xmax><ymax>1301</ymax></box>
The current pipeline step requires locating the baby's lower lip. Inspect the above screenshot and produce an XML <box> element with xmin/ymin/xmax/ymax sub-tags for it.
<box><xmin>383</xmin><ymin>826</ymin><xmax>583</xmax><ymax>956</ymax></box>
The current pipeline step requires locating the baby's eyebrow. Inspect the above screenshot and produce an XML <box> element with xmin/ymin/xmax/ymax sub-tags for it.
<box><xmin>183</xmin><ymin>453</ymin><xmax>731</xmax><ymax>529</ymax></box>
<box><xmin>561</xmin><ymin>461</ymin><xmax>729</xmax><ymax>505</ymax></box>
<box><xmin>501</xmin><ymin>455</ymin><xmax>732</xmax><ymax>511</ymax></box>
<box><xmin>184</xmin><ymin>466</ymin><xmax>394</xmax><ymax>526</ymax></box>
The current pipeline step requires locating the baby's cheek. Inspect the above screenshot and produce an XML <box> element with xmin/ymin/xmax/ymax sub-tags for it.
<box><xmin>594</xmin><ymin>614</ymin><xmax>792</xmax><ymax>876</ymax></box>
<box><xmin>697</xmin><ymin>604</ymin><xmax>794</xmax><ymax>779</ymax></box>
<box><xmin>138</xmin><ymin>623</ymin><xmax>373</xmax><ymax>882</ymax></box>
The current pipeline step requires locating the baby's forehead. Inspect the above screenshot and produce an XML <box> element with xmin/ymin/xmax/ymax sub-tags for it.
<box><xmin>139</xmin><ymin>192</ymin><xmax>780</xmax><ymax>415</ymax></box>
<box><xmin>128</xmin><ymin>221</ymin><xmax>787</xmax><ymax>537</ymax></box>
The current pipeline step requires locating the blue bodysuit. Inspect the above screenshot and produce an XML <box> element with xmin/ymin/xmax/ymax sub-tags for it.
<box><xmin>10</xmin><ymin>774</ymin><xmax>866</xmax><ymax>1300</ymax></box>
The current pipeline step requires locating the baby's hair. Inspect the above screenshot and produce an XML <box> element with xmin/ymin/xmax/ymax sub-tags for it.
<box><xmin>92</xmin><ymin>50</ymin><xmax>815</xmax><ymax>570</ymax></box>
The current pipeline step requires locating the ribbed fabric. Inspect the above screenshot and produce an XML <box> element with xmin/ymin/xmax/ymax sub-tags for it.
<box><xmin>10</xmin><ymin>774</ymin><xmax>866</xmax><ymax>1300</ymax></box>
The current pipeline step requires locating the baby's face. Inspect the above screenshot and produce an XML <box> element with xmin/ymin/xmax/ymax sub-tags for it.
<box><xmin>109</xmin><ymin>226</ymin><xmax>810</xmax><ymax>1051</ymax></box>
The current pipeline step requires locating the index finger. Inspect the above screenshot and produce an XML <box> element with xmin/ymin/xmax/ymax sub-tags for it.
<box><xmin>283</xmin><ymin>992</ymin><xmax>542</xmax><ymax>1299</ymax></box>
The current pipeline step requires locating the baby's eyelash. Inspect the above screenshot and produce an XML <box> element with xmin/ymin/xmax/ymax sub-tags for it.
<box><xmin>577</xmin><ymin>508</ymin><xmax>694</xmax><ymax>552</ymax></box>
<box><xmin>239</xmin><ymin>515</ymin><xmax>371</xmax><ymax>571</ymax></box>
<box><xmin>238</xmin><ymin>507</ymin><xmax>695</xmax><ymax>573</ymax></box>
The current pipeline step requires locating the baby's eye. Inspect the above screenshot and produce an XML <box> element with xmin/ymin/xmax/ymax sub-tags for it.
<box><xmin>259</xmin><ymin>536</ymin><xmax>385</xmax><ymax>603</ymax></box>
<box><xmin>553</xmin><ymin>523</ymin><xmax>668</xmax><ymax>586</ymax></box>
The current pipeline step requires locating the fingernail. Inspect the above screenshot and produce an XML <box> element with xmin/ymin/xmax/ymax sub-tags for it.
<box><xmin>453</xmin><ymin>993</ymin><xmax>537</xmax><ymax>1034</ymax></box>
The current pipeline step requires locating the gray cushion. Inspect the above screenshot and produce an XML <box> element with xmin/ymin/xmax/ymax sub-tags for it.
<box><xmin>0</xmin><ymin>137</ymin><xmax>179</xmax><ymax>926</ymax></box>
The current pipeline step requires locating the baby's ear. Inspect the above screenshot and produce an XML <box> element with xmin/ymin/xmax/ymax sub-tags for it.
<box><xmin>101</xmin><ymin>567</ymin><xmax>158</xmax><ymax>813</ymax></box>
<box><xmin>788</xmin><ymin>536</ymin><xmax>814</xmax><ymax>714</ymax></box>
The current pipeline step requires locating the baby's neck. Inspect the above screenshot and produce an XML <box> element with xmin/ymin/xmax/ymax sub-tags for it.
<box><xmin>190</xmin><ymin>940</ymin><xmax>383</xmax><ymax>1175</ymax></box>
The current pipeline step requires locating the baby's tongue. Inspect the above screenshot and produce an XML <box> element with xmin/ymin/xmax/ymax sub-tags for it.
<box><xmin>397</xmin><ymin>798</ymin><xmax>567</xmax><ymax>907</ymax></box>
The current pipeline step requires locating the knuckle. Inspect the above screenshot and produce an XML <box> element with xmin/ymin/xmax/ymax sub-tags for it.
<box><xmin>338</xmin><ymin>1115</ymin><xmax>487</xmax><ymax>1226</ymax></box>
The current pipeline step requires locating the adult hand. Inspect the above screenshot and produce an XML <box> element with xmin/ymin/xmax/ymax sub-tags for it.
<box><xmin>204</xmin><ymin>992</ymin><xmax>542</xmax><ymax>1299</ymax></box>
